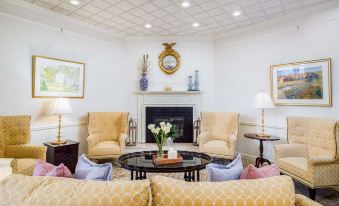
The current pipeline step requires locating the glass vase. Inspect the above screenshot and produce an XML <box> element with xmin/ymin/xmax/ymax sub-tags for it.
<box><xmin>157</xmin><ymin>143</ymin><xmax>164</xmax><ymax>160</ymax></box>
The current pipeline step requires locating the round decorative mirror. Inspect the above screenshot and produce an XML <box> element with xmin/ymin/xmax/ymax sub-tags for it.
<box><xmin>159</xmin><ymin>43</ymin><xmax>180</xmax><ymax>74</ymax></box>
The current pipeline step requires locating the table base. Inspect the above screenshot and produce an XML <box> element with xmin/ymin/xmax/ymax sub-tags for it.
<box><xmin>130</xmin><ymin>170</ymin><xmax>201</xmax><ymax>182</ymax></box>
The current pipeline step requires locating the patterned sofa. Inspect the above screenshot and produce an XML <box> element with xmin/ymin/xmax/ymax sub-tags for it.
<box><xmin>0</xmin><ymin>174</ymin><xmax>321</xmax><ymax>206</ymax></box>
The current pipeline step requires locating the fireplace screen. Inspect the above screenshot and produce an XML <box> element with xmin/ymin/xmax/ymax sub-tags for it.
<box><xmin>145</xmin><ymin>107</ymin><xmax>193</xmax><ymax>143</ymax></box>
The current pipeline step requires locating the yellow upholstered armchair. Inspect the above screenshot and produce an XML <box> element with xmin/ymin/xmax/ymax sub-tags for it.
<box><xmin>199</xmin><ymin>112</ymin><xmax>240</xmax><ymax>159</ymax></box>
<box><xmin>0</xmin><ymin>115</ymin><xmax>46</xmax><ymax>175</ymax></box>
<box><xmin>275</xmin><ymin>116</ymin><xmax>339</xmax><ymax>200</ymax></box>
<box><xmin>87</xmin><ymin>112</ymin><xmax>128</xmax><ymax>159</ymax></box>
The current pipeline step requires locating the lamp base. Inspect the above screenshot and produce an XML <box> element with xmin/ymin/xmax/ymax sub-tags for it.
<box><xmin>50</xmin><ymin>139</ymin><xmax>67</xmax><ymax>145</ymax></box>
<box><xmin>256</xmin><ymin>133</ymin><xmax>271</xmax><ymax>138</ymax></box>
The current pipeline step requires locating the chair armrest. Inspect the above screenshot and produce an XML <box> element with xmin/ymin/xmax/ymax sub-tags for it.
<box><xmin>87</xmin><ymin>134</ymin><xmax>100</xmax><ymax>156</ymax></box>
<box><xmin>308</xmin><ymin>151</ymin><xmax>336</xmax><ymax>166</ymax></box>
<box><xmin>198</xmin><ymin>132</ymin><xmax>210</xmax><ymax>151</ymax></box>
<box><xmin>119</xmin><ymin>133</ymin><xmax>127</xmax><ymax>154</ymax></box>
<box><xmin>274</xmin><ymin>144</ymin><xmax>308</xmax><ymax>160</ymax></box>
<box><xmin>295</xmin><ymin>194</ymin><xmax>323</xmax><ymax>206</ymax></box>
<box><xmin>5</xmin><ymin>145</ymin><xmax>46</xmax><ymax>160</ymax></box>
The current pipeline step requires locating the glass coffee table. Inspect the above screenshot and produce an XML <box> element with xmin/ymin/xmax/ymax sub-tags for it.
<box><xmin>118</xmin><ymin>150</ymin><xmax>211</xmax><ymax>182</ymax></box>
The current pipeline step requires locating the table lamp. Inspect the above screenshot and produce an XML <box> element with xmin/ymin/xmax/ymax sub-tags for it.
<box><xmin>252</xmin><ymin>92</ymin><xmax>275</xmax><ymax>137</ymax></box>
<box><xmin>48</xmin><ymin>98</ymin><xmax>73</xmax><ymax>145</ymax></box>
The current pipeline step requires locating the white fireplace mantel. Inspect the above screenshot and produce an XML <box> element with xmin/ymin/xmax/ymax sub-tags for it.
<box><xmin>137</xmin><ymin>91</ymin><xmax>202</xmax><ymax>143</ymax></box>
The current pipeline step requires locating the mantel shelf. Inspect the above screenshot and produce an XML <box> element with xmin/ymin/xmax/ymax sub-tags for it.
<box><xmin>136</xmin><ymin>91</ymin><xmax>201</xmax><ymax>95</ymax></box>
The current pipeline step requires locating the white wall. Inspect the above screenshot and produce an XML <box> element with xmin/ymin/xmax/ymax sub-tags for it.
<box><xmin>0</xmin><ymin>13</ymin><xmax>129</xmax><ymax>154</ymax></box>
<box><xmin>215</xmin><ymin>6</ymin><xmax>339</xmax><ymax>160</ymax></box>
<box><xmin>125</xmin><ymin>39</ymin><xmax>215</xmax><ymax>112</ymax></box>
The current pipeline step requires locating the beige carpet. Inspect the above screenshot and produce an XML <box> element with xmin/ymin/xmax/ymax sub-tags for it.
<box><xmin>103</xmin><ymin>158</ymin><xmax>339</xmax><ymax>206</ymax></box>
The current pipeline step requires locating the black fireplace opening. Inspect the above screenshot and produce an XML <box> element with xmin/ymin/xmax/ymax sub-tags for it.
<box><xmin>145</xmin><ymin>107</ymin><xmax>193</xmax><ymax>143</ymax></box>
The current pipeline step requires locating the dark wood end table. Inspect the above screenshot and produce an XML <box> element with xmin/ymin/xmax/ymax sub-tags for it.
<box><xmin>244</xmin><ymin>133</ymin><xmax>280</xmax><ymax>168</ymax></box>
<box><xmin>44</xmin><ymin>140</ymin><xmax>79</xmax><ymax>173</ymax></box>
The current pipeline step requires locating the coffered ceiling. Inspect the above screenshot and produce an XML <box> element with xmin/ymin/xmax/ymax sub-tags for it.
<box><xmin>22</xmin><ymin>0</ymin><xmax>331</xmax><ymax>38</ymax></box>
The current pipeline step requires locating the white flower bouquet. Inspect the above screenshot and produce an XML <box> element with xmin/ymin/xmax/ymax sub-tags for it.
<box><xmin>148</xmin><ymin>122</ymin><xmax>178</xmax><ymax>159</ymax></box>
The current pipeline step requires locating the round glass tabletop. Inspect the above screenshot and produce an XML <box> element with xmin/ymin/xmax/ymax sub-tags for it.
<box><xmin>119</xmin><ymin>150</ymin><xmax>211</xmax><ymax>174</ymax></box>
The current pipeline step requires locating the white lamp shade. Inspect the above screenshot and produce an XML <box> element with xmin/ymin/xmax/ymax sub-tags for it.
<box><xmin>48</xmin><ymin>98</ymin><xmax>73</xmax><ymax>115</ymax></box>
<box><xmin>252</xmin><ymin>92</ymin><xmax>275</xmax><ymax>109</ymax></box>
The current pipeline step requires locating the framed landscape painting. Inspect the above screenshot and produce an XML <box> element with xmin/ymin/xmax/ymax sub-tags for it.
<box><xmin>32</xmin><ymin>56</ymin><xmax>85</xmax><ymax>98</ymax></box>
<box><xmin>270</xmin><ymin>58</ymin><xmax>331</xmax><ymax>106</ymax></box>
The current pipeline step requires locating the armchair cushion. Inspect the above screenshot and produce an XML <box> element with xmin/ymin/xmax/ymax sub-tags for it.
<box><xmin>92</xmin><ymin>141</ymin><xmax>121</xmax><ymax>157</ymax></box>
<box><xmin>201</xmin><ymin>140</ymin><xmax>234</xmax><ymax>158</ymax></box>
<box><xmin>278</xmin><ymin>157</ymin><xmax>310</xmax><ymax>183</ymax></box>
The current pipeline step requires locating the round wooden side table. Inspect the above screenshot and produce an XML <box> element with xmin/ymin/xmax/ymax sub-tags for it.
<box><xmin>244</xmin><ymin>133</ymin><xmax>280</xmax><ymax>168</ymax></box>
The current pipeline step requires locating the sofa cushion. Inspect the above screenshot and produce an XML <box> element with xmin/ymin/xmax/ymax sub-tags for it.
<box><xmin>75</xmin><ymin>154</ymin><xmax>112</xmax><ymax>181</ymax></box>
<box><xmin>33</xmin><ymin>160</ymin><xmax>72</xmax><ymax>177</ymax></box>
<box><xmin>151</xmin><ymin>175</ymin><xmax>295</xmax><ymax>206</ymax></box>
<box><xmin>14</xmin><ymin>158</ymin><xmax>37</xmax><ymax>175</ymax></box>
<box><xmin>240</xmin><ymin>163</ymin><xmax>280</xmax><ymax>179</ymax></box>
<box><xmin>0</xmin><ymin>174</ymin><xmax>150</xmax><ymax>206</ymax></box>
<box><xmin>206</xmin><ymin>153</ymin><xmax>243</xmax><ymax>181</ymax></box>
<box><xmin>92</xmin><ymin>141</ymin><xmax>121</xmax><ymax>156</ymax></box>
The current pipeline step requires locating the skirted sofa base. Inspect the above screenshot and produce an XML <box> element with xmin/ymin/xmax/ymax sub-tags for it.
<box><xmin>0</xmin><ymin>174</ymin><xmax>321</xmax><ymax>206</ymax></box>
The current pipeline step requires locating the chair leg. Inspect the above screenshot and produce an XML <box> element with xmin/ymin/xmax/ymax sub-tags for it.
<box><xmin>308</xmin><ymin>188</ymin><xmax>316</xmax><ymax>200</ymax></box>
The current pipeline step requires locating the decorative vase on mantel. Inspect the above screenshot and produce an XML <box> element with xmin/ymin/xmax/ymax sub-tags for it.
<box><xmin>140</xmin><ymin>74</ymin><xmax>148</xmax><ymax>91</ymax></box>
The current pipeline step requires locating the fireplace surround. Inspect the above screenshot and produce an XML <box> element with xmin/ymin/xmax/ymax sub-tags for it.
<box><xmin>145</xmin><ymin>107</ymin><xmax>193</xmax><ymax>143</ymax></box>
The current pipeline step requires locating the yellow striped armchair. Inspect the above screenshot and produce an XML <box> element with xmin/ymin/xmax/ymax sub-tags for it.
<box><xmin>0</xmin><ymin>115</ymin><xmax>46</xmax><ymax>175</ymax></box>
<box><xmin>274</xmin><ymin>116</ymin><xmax>338</xmax><ymax>200</ymax></box>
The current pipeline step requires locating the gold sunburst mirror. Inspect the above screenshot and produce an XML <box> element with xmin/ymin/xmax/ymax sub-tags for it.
<box><xmin>159</xmin><ymin>43</ymin><xmax>181</xmax><ymax>74</ymax></box>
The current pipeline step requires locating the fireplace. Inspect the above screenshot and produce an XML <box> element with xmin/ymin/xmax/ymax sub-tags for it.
<box><xmin>145</xmin><ymin>107</ymin><xmax>193</xmax><ymax>143</ymax></box>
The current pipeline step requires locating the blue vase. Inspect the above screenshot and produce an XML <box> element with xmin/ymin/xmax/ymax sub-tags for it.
<box><xmin>194</xmin><ymin>70</ymin><xmax>199</xmax><ymax>91</ymax></box>
<box><xmin>188</xmin><ymin>76</ymin><xmax>193</xmax><ymax>91</ymax></box>
<box><xmin>140</xmin><ymin>74</ymin><xmax>148</xmax><ymax>91</ymax></box>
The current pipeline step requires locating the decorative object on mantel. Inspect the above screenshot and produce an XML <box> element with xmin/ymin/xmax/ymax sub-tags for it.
<box><xmin>193</xmin><ymin>118</ymin><xmax>201</xmax><ymax>146</ymax></box>
<box><xmin>139</xmin><ymin>54</ymin><xmax>150</xmax><ymax>91</ymax></box>
<box><xmin>164</xmin><ymin>85</ymin><xmax>172</xmax><ymax>91</ymax></box>
<box><xmin>252</xmin><ymin>92</ymin><xmax>275</xmax><ymax>137</ymax></box>
<box><xmin>148</xmin><ymin>122</ymin><xmax>178</xmax><ymax>160</ymax></box>
<box><xmin>33</xmin><ymin>56</ymin><xmax>85</xmax><ymax>98</ymax></box>
<box><xmin>271</xmin><ymin>58</ymin><xmax>332</xmax><ymax>106</ymax></box>
<box><xmin>159</xmin><ymin>43</ymin><xmax>181</xmax><ymax>74</ymax></box>
<box><xmin>188</xmin><ymin>76</ymin><xmax>194</xmax><ymax>91</ymax></box>
<box><xmin>194</xmin><ymin>70</ymin><xmax>200</xmax><ymax>91</ymax></box>
<box><xmin>126</xmin><ymin>118</ymin><xmax>137</xmax><ymax>146</ymax></box>
<box><xmin>47</xmin><ymin>98</ymin><xmax>73</xmax><ymax>145</ymax></box>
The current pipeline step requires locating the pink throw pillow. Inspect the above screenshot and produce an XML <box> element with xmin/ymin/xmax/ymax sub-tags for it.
<box><xmin>33</xmin><ymin>160</ymin><xmax>72</xmax><ymax>178</ymax></box>
<box><xmin>240</xmin><ymin>163</ymin><xmax>280</xmax><ymax>179</ymax></box>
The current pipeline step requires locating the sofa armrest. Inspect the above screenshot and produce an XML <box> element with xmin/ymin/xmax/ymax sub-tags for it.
<box><xmin>119</xmin><ymin>133</ymin><xmax>127</xmax><ymax>154</ymax></box>
<box><xmin>274</xmin><ymin>144</ymin><xmax>308</xmax><ymax>160</ymax></box>
<box><xmin>295</xmin><ymin>194</ymin><xmax>323</xmax><ymax>206</ymax></box>
<box><xmin>5</xmin><ymin>145</ymin><xmax>46</xmax><ymax>160</ymax></box>
<box><xmin>198</xmin><ymin>132</ymin><xmax>210</xmax><ymax>151</ymax></box>
<box><xmin>87</xmin><ymin>134</ymin><xmax>100</xmax><ymax>156</ymax></box>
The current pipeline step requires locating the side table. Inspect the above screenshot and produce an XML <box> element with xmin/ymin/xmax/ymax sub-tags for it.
<box><xmin>244</xmin><ymin>133</ymin><xmax>280</xmax><ymax>168</ymax></box>
<box><xmin>44</xmin><ymin>140</ymin><xmax>79</xmax><ymax>173</ymax></box>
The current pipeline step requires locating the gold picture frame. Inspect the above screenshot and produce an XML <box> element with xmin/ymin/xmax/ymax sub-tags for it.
<box><xmin>159</xmin><ymin>43</ymin><xmax>181</xmax><ymax>74</ymax></box>
<box><xmin>32</xmin><ymin>55</ymin><xmax>85</xmax><ymax>98</ymax></box>
<box><xmin>270</xmin><ymin>58</ymin><xmax>332</xmax><ymax>106</ymax></box>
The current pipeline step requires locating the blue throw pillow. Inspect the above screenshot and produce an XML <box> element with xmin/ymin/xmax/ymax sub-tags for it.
<box><xmin>74</xmin><ymin>154</ymin><xmax>112</xmax><ymax>181</ymax></box>
<box><xmin>206</xmin><ymin>154</ymin><xmax>243</xmax><ymax>182</ymax></box>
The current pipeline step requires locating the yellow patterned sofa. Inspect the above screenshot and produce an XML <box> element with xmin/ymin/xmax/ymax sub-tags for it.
<box><xmin>199</xmin><ymin>112</ymin><xmax>240</xmax><ymax>159</ymax></box>
<box><xmin>0</xmin><ymin>115</ymin><xmax>46</xmax><ymax>175</ymax></box>
<box><xmin>87</xmin><ymin>112</ymin><xmax>128</xmax><ymax>159</ymax></box>
<box><xmin>0</xmin><ymin>174</ymin><xmax>321</xmax><ymax>206</ymax></box>
<box><xmin>275</xmin><ymin>116</ymin><xmax>338</xmax><ymax>200</ymax></box>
